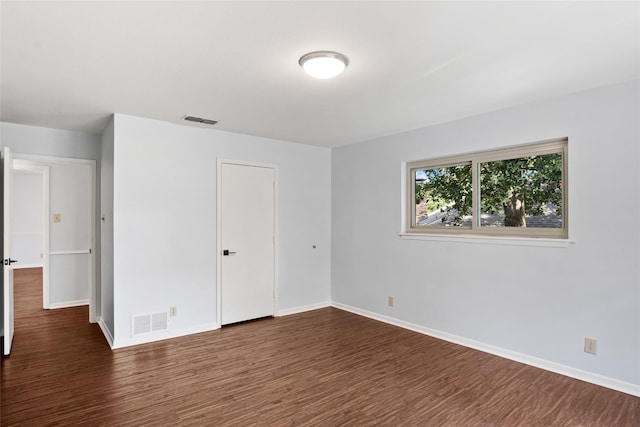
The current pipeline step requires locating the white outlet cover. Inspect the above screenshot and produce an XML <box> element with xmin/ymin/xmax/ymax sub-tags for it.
<box><xmin>584</xmin><ymin>338</ymin><xmax>597</xmax><ymax>355</ymax></box>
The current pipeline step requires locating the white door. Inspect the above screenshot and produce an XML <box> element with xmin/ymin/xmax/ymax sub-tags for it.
<box><xmin>3</xmin><ymin>147</ymin><xmax>16</xmax><ymax>355</ymax></box>
<box><xmin>220</xmin><ymin>162</ymin><xmax>275</xmax><ymax>325</ymax></box>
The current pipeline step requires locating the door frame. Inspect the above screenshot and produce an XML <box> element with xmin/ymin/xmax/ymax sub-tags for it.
<box><xmin>3</xmin><ymin>147</ymin><xmax>14</xmax><ymax>355</ymax></box>
<box><xmin>216</xmin><ymin>158</ymin><xmax>279</xmax><ymax>327</ymax></box>
<box><xmin>10</xmin><ymin>163</ymin><xmax>50</xmax><ymax>308</ymax></box>
<box><xmin>12</xmin><ymin>153</ymin><xmax>97</xmax><ymax>323</ymax></box>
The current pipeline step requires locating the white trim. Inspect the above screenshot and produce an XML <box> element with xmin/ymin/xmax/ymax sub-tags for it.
<box><xmin>49</xmin><ymin>299</ymin><xmax>89</xmax><ymax>309</ymax></box>
<box><xmin>12</xmin><ymin>153</ymin><xmax>96</xmax><ymax>166</ymax></box>
<box><xmin>98</xmin><ymin>317</ymin><xmax>114</xmax><ymax>348</ymax></box>
<box><xmin>10</xmin><ymin>231</ymin><xmax>44</xmax><ymax>236</ymax></box>
<box><xmin>408</xmin><ymin>138</ymin><xmax>567</xmax><ymax>168</ymax></box>
<box><xmin>216</xmin><ymin>158</ymin><xmax>279</xmax><ymax>327</ymax></box>
<box><xmin>399</xmin><ymin>233</ymin><xmax>575</xmax><ymax>248</ymax></box>
<box><xmin>43</xmin><ymin>166</ymin><xmax>50</xmax><ymax>309</ymax></box>
<box><xmin>274</xmin><ymin>167</ymin><xmax>280</xmax><ymax>323</ymax></box>
<box><xmin>331</xmin><ymin>302</ymin><xmax>640</xmax><ymax>398</ymax></box>
<box><xmin>276</xmin><ymin>301</ymin><xmax>331</xmax><ymax>317</ymax></box>
<box><xmin>217</xmin><ymin>159</ymin><xmax>221</xmax><ymax>326</ymax></box>
<box><xmin>50</xmin><ymin>249</ymin><xmax>91</xmax><ymax>255</ymax></box>
<box><xmin>112</xmin><ymin>323</ymin><xmax>219</xmax><ymax>349</ymax></box>
<box><xmin>13</xmin><ymin>264</ymin><xmax>43</xmax><ymax>269</ymax></box>
<box><xmin>13</xmin><ymin>153</ymin><xmax>97</xmax><ymax>323</ymax></box>
<box><xmin>11</xmin><ymin>166</ymin><xmax>44</xmax><ymax>174</ymax></box>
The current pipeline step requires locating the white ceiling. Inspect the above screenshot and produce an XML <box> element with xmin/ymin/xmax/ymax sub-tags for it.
<box><xmin>1</xmin><ymin>1</ymin><xmax>638</xmax><ymax>148</ymax></box>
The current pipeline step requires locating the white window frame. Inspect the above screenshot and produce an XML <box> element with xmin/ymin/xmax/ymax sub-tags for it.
<box><xmin>405</xmin><ymin>138</ymin><xmax>568</xmax><ymax>240</ymax></box>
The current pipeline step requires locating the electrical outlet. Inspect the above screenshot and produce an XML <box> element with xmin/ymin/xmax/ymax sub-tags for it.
<box><xmin>169</xmin><ymin>306</ymin><xmax>177</xmax><ymax>317</ymax></box>
<box><xmin>584</xmin><ymin>337</ymin><xmax>597</xmax><ymax>355</ymax></box>
<box><xmin>388</xmin><ymin>296</ymin><xmax>394</xmax><ymax>307</ymax></box>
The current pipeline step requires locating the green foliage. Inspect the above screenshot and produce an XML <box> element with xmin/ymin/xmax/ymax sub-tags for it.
<box><xmin>415</xmin><ymin>183</ymin><xmax>446</xmax><ymax>212</ymax></box>
<box><xmin>414</xmin><ymin>153</ymin><xmax>562</xmax><ymax>225</ymax></box>
<box><xmin>480</xmin><ymin>154</ymin><xmax>562</xmax><ymax>217</ymax></box>
<box><xmin>416</xmin><ymin>164</ymin><xmax>472</xmax><ymax>225</ymax></box>
<box><xmin>415</xmin><ymin>186</ymin><xmax>447</xmax><ymax>213</ymax></box>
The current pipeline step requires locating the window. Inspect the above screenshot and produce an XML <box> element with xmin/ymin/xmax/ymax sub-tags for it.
<box><xmin>407</xmin><ymin>139</ymin><xmax>567</xmax><ymax>239</ymax></box>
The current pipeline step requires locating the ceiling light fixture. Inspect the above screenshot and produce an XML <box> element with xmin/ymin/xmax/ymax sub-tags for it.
<box><xmin>299</xmin><ymin>51</ymin><xmax>349</xmax><ymax>79</ymax></box>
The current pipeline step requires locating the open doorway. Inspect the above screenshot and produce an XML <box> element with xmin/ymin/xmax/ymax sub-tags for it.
<box><xmin>11</xmin><ymin>165</ymin><xmax>48</xmax><ymax>309</ymax></box>
<box><xmin>11</xmin><ymin>154</ymin><xmax>96</xmax><ymax>320</ymax></box>
<box><xmin>3</xmin><ymin>152</ymin><xmax>96</xmax><ymax>357</ymax></box>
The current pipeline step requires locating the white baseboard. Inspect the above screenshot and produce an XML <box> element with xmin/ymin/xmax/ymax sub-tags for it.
<box><xmin>108</xmin><ymin>301</ymin><xmax>329</xmax><ymax>349</ymax></box>
<box><xmin>276</xmin><ymin>301</ymin><xmax>331</xmax><ymax>317</ymax></box>
<box><xmin>112</xmin><ymin>323</ymin><xmax>220</xmax><ymax>349</ymax></box>
<box><xmin>331</xmin><ymin>302</ymin><xmax>640</xmax><ymax>398</ymax></box>
<box><xmin>49</xmin><ymin>299</ymin><xmax>89</xmax><ymax>309</ymax></box>
<box><xmin>98</xmin><ymin>317</ymin><xmax>114</xmax><ymax>348</ymax></box>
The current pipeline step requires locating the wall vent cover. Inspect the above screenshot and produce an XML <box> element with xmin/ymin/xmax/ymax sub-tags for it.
<box><xmin>151</xmin><ymin>312</ymin><xmax>168</xmax><ymax>332</ymax></box>
<box><xmin>132</xmin><ymin>312</ymin><xmax>169</xmax><ymax>336</ymax></box>
<box><xmin>132</xmin><ymin>314</ymin><xmax>151</xmax><ymax>335</ymax></box>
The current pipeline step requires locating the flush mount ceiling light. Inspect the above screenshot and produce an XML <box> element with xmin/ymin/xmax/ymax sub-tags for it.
<box><xmin>299</xmin><ymin>51</ymin><xmax>349</xmax><ymax>79</ymax></box>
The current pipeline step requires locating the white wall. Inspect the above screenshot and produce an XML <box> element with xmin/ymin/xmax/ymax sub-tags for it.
<box><xmin>48</xmin><ymin>162</ymin><xmax>92</xmax><ymax>306</ymax></box>
<box><xmin>11</xmin><ymin>170</ymin><xmax>44</xmax><ymax>267</ymax></box>
<box><xmin>100</xmin><ymin>117</ymin><xmax>114</xmax><ymax>339</ymax></box>
<box><xmin>331</xmin><ymin>80</ymin><xmax>640</xmax><ymax>389</ymax></box>
<box><xmin>110</xmin><ymin>114</ymin><xmax>331</xmax><ymax>347</ymax></box>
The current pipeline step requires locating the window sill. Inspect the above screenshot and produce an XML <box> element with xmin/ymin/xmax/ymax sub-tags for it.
<box><xmin>399</xmin><ymin>233</ymin><xmax>574</xmax><ymax>248</ymax></box>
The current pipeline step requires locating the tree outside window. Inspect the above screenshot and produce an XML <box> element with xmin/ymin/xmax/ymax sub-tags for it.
<box><xmin>409</xmin><ymin>139</ymin><xmax>567</xmax><ymax>238</ymax></box>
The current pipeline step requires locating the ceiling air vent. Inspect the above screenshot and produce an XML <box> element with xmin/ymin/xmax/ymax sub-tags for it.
<box><xmin>183</xmin><ymin>115</ymin><xmax>218</xmax><ymax>126</ymax></box>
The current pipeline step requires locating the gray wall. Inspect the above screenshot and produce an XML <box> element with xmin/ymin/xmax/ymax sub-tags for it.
<box><xmin>331</xmin><ymin>79</ymin><xmax>640</xmax><ymax>388</ymax></box>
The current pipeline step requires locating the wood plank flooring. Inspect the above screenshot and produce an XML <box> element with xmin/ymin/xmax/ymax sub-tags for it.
<box><xmin>2</xmin><ymin>268</ymin><xmax>639</xmax><ymax>426</ymax></box>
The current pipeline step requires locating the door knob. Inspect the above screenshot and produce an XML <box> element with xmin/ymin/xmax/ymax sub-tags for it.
<box><xmin>3</xmin><ymin>258</ymin><xmax>18</xmax><ymax>266</ymax></box>
<box><xmin>222</xmin><ymin>250</ymin><xmax>236</xmax><ymax>256</ymax></box>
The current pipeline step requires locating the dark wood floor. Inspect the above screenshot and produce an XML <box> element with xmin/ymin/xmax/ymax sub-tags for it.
<box><xmin>2</xmin><ymin>268</ymin><xmax>639</xmax><ymax>426</ymax></box>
